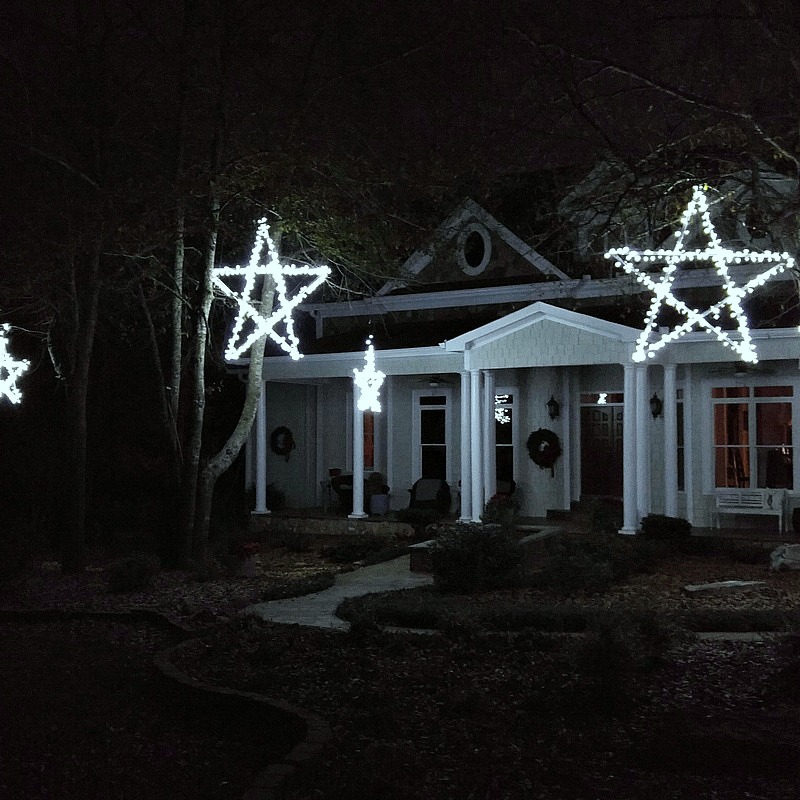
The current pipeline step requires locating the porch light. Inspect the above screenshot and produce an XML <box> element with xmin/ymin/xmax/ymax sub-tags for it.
<box><xmin>546</xmin><ymin>395</ymin><xmax>560</xmax><ymax>420</ymax></box>
<box><xmin>650</xmin><ymin>392</ymin><xmax>663</xmax><ymax>419</ymax></box>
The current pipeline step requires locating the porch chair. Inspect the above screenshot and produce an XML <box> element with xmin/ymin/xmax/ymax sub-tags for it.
<box><xmin>408</xmin><ymin>477</ymin><xmax>451</xmax><ymax>513</ymax></box>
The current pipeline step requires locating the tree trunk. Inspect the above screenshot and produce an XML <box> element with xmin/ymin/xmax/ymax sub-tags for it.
<box><xmin>178</xmin><ymin>194</ymin><xmax>219</xmax><ymax>564</ymax></box>
<box><xmin>61</xmin><ymin>245</ymin><xmax>102</xmax><ymax>573</ymax></box>
<box><xmin>193</xmin><ymin>272</ymin><xmax>276</xmax><ymax>559</ymax></box>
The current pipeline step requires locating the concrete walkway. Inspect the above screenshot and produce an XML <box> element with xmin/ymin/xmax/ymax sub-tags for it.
<box><xmin>243</xmin><ymin>555</ymin><xmax>433</xmax><ymax>630</ymax></box>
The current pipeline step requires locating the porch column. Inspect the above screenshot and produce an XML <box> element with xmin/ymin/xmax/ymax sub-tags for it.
<box><xmin>459</xmin><ymin>370</ymin><xmax>472</xmax><ymax>522</ymax></box>
<box><xmin>349</xmin><ymin>387</ymin><xmax>367</xmax><ymax>518</ymax></box>
<box><xmin>683</xmin><ymin>364</ymin><xmax>695</xmax><ymax>525</ymax></box>
<box><xmin>482</xmin><ymin>370</ymin><xmax>496</xmax><ymax>506</ymax></box>
<box><xmin>470</xmin><ymin>369</ymin><xmax>483</xmax><ymax>522</ymax></box>
<box><xmin>620</xmin><ymin>363</ymin><xmax>637</xmax><ymax>534</ymax></box>
<box><xmin>636</xmin><ymin>365</ymin><xmax>651</xmax><ymax>523</ymax></box>
<box><xmin>253</xmin><ymin>383</ymin><xmax>270</xmax><ymax>515</ymax></box>
<box><xmin>560</xmin><ymin>369</ymin><xmax>572</xmax><ymax>511</ymax></box>
<box><xmin>663</xmin><ymin>363</ymin><xmax>678</xmax><ymax>518</ymax></box>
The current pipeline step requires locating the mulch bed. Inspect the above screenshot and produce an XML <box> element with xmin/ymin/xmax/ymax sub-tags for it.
<box><xmin>3</xmin><ymin>542</ymin><xmax>800</xmax><ymax>799</ymax></box>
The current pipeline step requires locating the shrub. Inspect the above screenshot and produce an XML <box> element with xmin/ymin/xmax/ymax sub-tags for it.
<box><xmin>320</xmin><ymin>537</ymin><xmax>387</xmax><ymax>564</ymax></box>
<box><xmin>639</xmin><ymin>513</ymin><xmax>691</xmax><ymax>541</ymax></box>
<box><xmin>481</xmin><ymin>494</ymin><xmax>519</xmax><ymax>532</ymax></box>
<box><xmin>107</xmin><ymin>552</ymin><xmax>160</xmax><ymax>593</ymax></box>
<box><xmin>430</xmin><ymin>523</ymin><xmax>523</xmax><ymax>592</ymax></box>
<box><xmin>274</xmin><ymin>530</ymin><xmax>312</xmax><ymax>553</ymax></box>
<box><xmin>394</xmin><ymin>508</ymin><xmax>440</xmax><ymax>541</ymax></box>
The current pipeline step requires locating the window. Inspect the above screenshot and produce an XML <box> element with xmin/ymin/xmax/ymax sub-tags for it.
<box><xmin>494</xmin><ymin>391</ymin><xmax>515</xmax><ymax>488</ymax></box>
<box><xmin>415</xmin><ymin>393</ymin><xmax>450</xmax><ymax>479</ymax></box>
<box><xmin>712</xmin><ymin>385</ymin><xmax>793</xmax><ymax>489</ymax></box>
<box><xmin>363</xmin><ymin>411</ymin><xmax>375</xmax><ymax>471</ymax></box>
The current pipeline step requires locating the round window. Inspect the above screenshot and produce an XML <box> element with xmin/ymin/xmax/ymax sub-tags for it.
<box><xmin>457</xmin><ymin>222</ymin><xmax>491</xmax><ymax>276</ymax></box>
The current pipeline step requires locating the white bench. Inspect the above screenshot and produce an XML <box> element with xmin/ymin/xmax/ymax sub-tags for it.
<box><xmin>714</xmin><ymin>488</ymin><xmax>786</xmax><ymax>532</ymax></box>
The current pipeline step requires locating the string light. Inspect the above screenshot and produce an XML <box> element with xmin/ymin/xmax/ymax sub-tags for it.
<box><xmin>353</xmin><ymin>335</ymin><xmax>385</xmax><ymax>412</ymax></box>
<box><xmin>212</xmin><ymin>218</ymin><xmax>331</xmax><ymax>361</ymax></box>
<box><xmin>0</xmin><ymin>324</ymin><xmax>29</xmax><ymax>404</ymax></box>
<box><xmin>605</xmin><ymin>185</ymin><xmax>794</xmax><ymax>363</ymax></box>
<box><xmin>494</xmin><ymin>393</ymin><xmax>511</xmax><ymax>424</ymax></box>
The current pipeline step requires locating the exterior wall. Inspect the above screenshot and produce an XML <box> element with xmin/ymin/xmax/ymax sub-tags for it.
<box><xmin>264</xmin><ymin>382</ymin><xmax>317</xmax><ymax>508</ymax></box>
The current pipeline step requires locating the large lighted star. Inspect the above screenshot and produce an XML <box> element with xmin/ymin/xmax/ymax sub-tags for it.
<box><xmin>353</xmin><ymin>336</ymin><xmax>385</xmax><ymax>412</ymax></box>
<box><xmin>0</xmin><ymin>324</ymin><xmax>29</xmax><ymax>404</ymax></box>
<box><xmin>605</xmin><ymin>185</ymin><xmax>794</xmax><ymax>363</ymax></box>
<box><xmin>212</xmin><ymin>218</ymin><xmax>330</xmax><ymax>361</ymax></box>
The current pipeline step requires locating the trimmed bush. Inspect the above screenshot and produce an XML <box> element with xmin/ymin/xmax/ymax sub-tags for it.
<box><xmin>639</xmin><ymin>513</ymin><xmax>691</xmax><ymax>541</ymax></box>
<box><xmin>430</xmin><ymin>523</ymin><xmax>523</xmax><ymax>592</ymax></box>
<box><xmin>107</xmin><ymin>553</ymin><xmax>160</xmax><ymax>593</ymax></box>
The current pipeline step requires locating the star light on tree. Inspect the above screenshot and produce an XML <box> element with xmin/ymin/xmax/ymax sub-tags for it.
<box><xmin>605</xmin><ymin>185</ymin><xmax>794</xmax><ymax>363</ymax></box>
<box><xmin>353</xmin><ymin>336</ymin><xmax>385</xmax><ymax>412</ymax></box>
<box><xmin>212</xmin><ymin>218</ymin><xmax>331</xmax><ymax>361</ymax></box>
<box><xmin>0</xmin><ymin>324</ymin><xmax>29</xmax><ymax>404</ymax></box>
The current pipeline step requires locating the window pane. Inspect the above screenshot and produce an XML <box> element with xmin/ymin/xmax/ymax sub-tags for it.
<box><xmin>496</xmin><ymin>447</ymin><xmax>514</xmax><ymax>483</ymax></box>
<box><xmin>712</xmin><ymin>386</ymin><xmax>749</xmax><ymax>398</ymax></box>
<box><xmin>755</xmin><ymin>386</ymin><xmax>792</xmax><ymax>398</ymax></box>
<box><xmin>496</xmin><ymin>411</ymin><xmax>513</xmax><ymax>444</ymax></box>
<box><xmin>363</xmin><ymin>412</ymin><xmax>375</xmax><ymax>470</ymax></box>
<box><xmin>715</xmin><ymin>447</ymin><xmax>750</xmax><ymax>487</ymax></box>
<box><xmin>421</xmin><ymin>446</ymin><xmax>446</xmax><ymax>479</ymax></box>
<box><xmin>419</xmin><ymin>395</ymin><xmax>446</xmax><ymax>406</ymax></box>
<box><xmin>421</xmin><ymin>409</ymin><xmax>445</xmax><ymax>443</ymax></box>
<box><xmin>758</xmin><ymin>447</ymin><xmax>793</xmax><ymax>489</ymax></box>
<box><xmin>714</xmin><ymin>403</ymin><xmax>748</xmax><ymax>446</ymax></box>
<box><xmin>756</xmin><ymin>403</ymin><xmax>791</xmax><ymax>445</ymax></box>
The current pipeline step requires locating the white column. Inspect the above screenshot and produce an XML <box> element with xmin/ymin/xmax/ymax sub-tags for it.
<box><xmin>459</xmin><ymin>370</ymin><xmax>472</xmax><ymax>522</ymax></box>
<box><xmin>349</xmin><ymin>386</ymin><xmax>367</xmax><ymax>518</ymax></box>
<box><xmin>482</xmin><ymin>370</ymin><xmax>496</xmax><ymax>506</ymax></box>
<box><xmin>636</xmin><ymin>364</ymin><xmax>651</xmax><ymax>523</ymax></box>
<box><xmin>663</xmin><ymin>364</ymin><xmax>678</xmax><ymax>518</ymax></box>
<box><xmin>253</xmin><ymin>384</ymin><xmax>270</xmax><ymax>515</ymax></box>
<box><xmin>315</xmin><ymin>385</ymin><xmax>325</xmax><ymax>507</ymax></box>
<box><xmin>560</xmin><ymin>369</ymin><xmax>571</xmax><ymax>511</ymax></box>
<box><xmin>683</xmin><ymin>364</ymin><xmax>695</xmax><ymax>525</ymax></box>
<box><xmin>470</xmin><ymin>369</ymin><xmax>483</xmax><ymax>522</ymax></box>
<box><xmin>385</xmin><ymin>377</ymin><xmax>395</xmax><ymax>510</ymax></box>
<box><xmin>620</xmin><ymin>363</ymin><xmax>637</xmax><ymax>534</ymax></box>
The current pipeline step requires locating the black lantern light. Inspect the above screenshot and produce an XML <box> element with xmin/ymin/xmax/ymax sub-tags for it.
<box><xmin>546</xmin><ymin>395</ymin><xmax>560</xmax><ymax>420</ymax></box>
<box><xmin>650</xmin><ymin>392</ymin><xmax>663</xmax><ymax>419</ymax></box>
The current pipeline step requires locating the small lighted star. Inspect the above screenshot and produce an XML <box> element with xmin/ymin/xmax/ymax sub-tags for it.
<box><xmin>605</xmin><ymin>186</ymin><xmax>794</xmax><ymax>363</ymax></box>
<box><xmin>212</xmin><ymin>219</ymin><xmax>330</xmax><ymax>361</ymax></box>
<box><xmin>353</xmin><ymin>336</ymin><xmax>385</xmax><ymax>412</ymax></box>
<box><xmin>0</xmin><ymin>324</ymin><xmax>29</xmax><ymax>404</ymax></box>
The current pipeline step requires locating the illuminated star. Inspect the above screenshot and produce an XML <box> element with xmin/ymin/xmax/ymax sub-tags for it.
<box><xmin>212</xmin><ymin>218</ymin><xmax>330</xmax><ymax>361</ymax></box>
<box><xmin>353</xmin><ymin>336</ymin><xmax>385</xmax><ymax>412</ymax></box>
<box><xmin>605</xmin><ymin>185</ymin><xmax>794</xmax><ymax>363</ymax></box>
<box><xmin>0</xmin><ymin>324</ymin><xmax>29</xmax><ymax>404</ymax></box>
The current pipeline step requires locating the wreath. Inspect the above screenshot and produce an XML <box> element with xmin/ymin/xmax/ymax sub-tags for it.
<box><xmin>270</xmin><ymin>426</ymin><xmax>296</xmax><ymax>461</ymax></box>
<box><xmin>526</xmin><ymin>428</ymin><xmax>562</xmax><ymax>475</ymax></box>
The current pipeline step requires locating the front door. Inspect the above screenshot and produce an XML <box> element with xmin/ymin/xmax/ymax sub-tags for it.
<box><xmin>580</xmin><ymin>404</ymin><xmax>623</xmax><ymax>497</ymax></box>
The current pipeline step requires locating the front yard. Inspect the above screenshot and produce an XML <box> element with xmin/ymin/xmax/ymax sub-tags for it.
<box><xmin>3</xmin><ymin>531</ymin><xmax>800</xmax><ymax>799</ymax></box>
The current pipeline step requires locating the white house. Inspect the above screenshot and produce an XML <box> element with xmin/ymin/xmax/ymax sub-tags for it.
<box><xmin>242</xmin><ymin>194</ymin><xmax>799</xmax><ymax>534</ymax></box>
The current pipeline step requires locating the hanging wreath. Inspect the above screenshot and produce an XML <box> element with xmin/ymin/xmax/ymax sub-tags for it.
<box><xmin>526</xmin><ymin>428</ymin><xmax>562</xmax><ymax>476</ymax></box>
<box><xmin>270</xmin><ymin>426</ymin><xmax>296</xmax><ymax>461</ymax></box>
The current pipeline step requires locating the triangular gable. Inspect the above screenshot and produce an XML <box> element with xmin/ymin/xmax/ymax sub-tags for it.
<box><xmin>377</xmin><ymin>199</ymin><xmax>569</xmax><ymax>296</ymax></box>
<box><xmin>443</xmin><ymin>301</ymin><xmax>641</xmax><ymax>368</ymax></box>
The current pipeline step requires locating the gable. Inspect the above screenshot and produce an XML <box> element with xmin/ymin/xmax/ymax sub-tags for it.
<box><xmin>379</xmin><ymin>199</ymin><xmax>568</xmax><ymax>295</ymax></box>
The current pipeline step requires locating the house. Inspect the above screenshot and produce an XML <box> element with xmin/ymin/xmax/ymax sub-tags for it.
<box><xmin>242</xmin><ymin>191</ymin><xmax>799</xmax><ymax>534</ymax></box>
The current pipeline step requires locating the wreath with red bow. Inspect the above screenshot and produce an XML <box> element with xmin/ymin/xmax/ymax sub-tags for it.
<box><xmin>526</xmin><ymin>428</ymin><xmax>562</xmax><ymax>475</ymax></box>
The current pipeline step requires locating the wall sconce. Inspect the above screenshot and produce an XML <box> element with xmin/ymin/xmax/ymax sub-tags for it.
<box><xmin>650</xmin><ymin>392</ymin><xmax>663</xmax><ymax>419</ymax></box>
<box><xmin>546</xmin><ymin>395</ymin><xmax>560</xmax><ymax>420</ymax></box>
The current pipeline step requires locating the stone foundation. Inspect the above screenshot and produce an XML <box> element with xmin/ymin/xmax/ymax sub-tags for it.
<box><xmin>250</xmin><ymin>514</ymin><xmax>414</xmax><ymax>546</ymax></box>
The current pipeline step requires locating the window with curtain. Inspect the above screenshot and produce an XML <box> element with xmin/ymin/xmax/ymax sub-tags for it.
<box><xmin>712</xmin><ymin>385</ymin><xmax>793</xmax><ymax>489</ymax></box>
